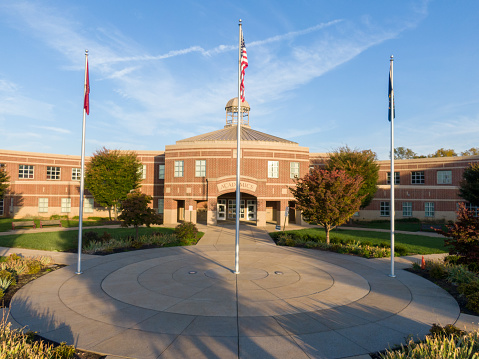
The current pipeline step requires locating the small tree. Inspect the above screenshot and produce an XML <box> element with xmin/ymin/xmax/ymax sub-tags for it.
<box><xmin>429</xmin><ymin>148</ymin><xmax>458</xmax><ymax>157</ymax></box>
<box><xmin>0</xmin><ymin>167</ymin><xmax>9</xmax><ymax>198</ymax></box>
<box><xmin>437</xmin><ymin>203</ymin><xmax>479</xmax><ymax>265</ymax></box>
<box><xmin>85</xmin><ymin>147</ymin><xmax>142</xmax><ymax>220</ymax></box>
<box><xmin>290</xmin><ymin>168</ymin><xmax>365</xmax><ymax>244</ymax></box>
<box><xmin>326</xmin><ymin>146</ymin><xmax>379</xmax><ymax>209</ymax></box>
<box><xmin>459</xmin><ymin>163</ymin><xmax>479</xmax><ymax>206</ymax></box>
<box><xmin>118</xmin><ymin>191</ymin><xmax>161</xmax><ymax>240</ymax></box>
<box><xmin>461</xmin><ymin>148</ymin><xmax>479</xmax><ymax>156</ymax></box>
<box><xmin>394</xmin><ymin>147</ymin><xmax>417</xmax><ymax>160</ymax></box>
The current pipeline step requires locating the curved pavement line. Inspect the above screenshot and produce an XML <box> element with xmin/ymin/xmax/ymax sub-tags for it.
<box><xmin>8</xmin><ymin>225</ymin><xmax>460</xmax><ymax>359</ymax></box>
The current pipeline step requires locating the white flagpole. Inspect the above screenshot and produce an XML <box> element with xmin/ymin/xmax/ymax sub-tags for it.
<box><xmin>76</xmin><ymin>50</ymin><xmax>88</xmax><ymax>275</ymax></box>
<box><xmin>235</xmin><ymin>20</ymin><xmax>242</xmax><ymax>274</ymax></box>
<box><xmin>389</xmin><ymin>55</ymin><xmax>395</xmax><ymax>278</ymax></box>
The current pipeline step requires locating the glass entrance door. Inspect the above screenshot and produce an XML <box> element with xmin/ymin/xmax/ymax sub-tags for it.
<box><xmin>247</xmin><ymin>200</ymin><xmax>256</xmax><ymax>221</ymax></box>
<box><xmin>227</xmin><ymin>200</ymin><xmax>245</xmax><ymax>219</ymax></box>
<box><xmin>217</xmin><ymin>199</ymin><xmax>226</xmax><ymax>220</ymax></box>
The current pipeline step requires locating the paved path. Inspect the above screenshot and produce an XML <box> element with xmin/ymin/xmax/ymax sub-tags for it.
<box><xmin>5</xmin><ymin>224</ymin><xmax>476</xmax><ymax>359</ymax></box>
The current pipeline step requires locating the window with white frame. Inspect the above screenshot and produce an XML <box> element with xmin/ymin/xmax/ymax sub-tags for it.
<box><xmin>38</xmin><ymin>198</ymin><xmax>48</xmax><ymax>213</ymax></box>
<box><xmin>195</xmin><ymin>160</ymin><xmax>206</xmax><ymax>177</ymax></box>
<box><xmin>72</xmin><ymin>168</ymin><xmax>81</xmax><ymax>181</ymax></box>
<box><xmin>18</xmin><ymin>165</ymin><xmax>34</xmax><ymax>179</ymax></box>
<box><xmin>47</xmin><ymin>166</ymin><xmax>61</xmax><ymax>180</ymax></box>
<box><xmin>139</xmin><ymin>164</ymin><xmax>146</xmax><ymax>179</ymax></box>
<box><xmin>158</xmin><ymin>199</ymin><xmax>164</xmax><ymax>214</ymax></box>
<box><xmin>425</xmin><ymin>202</ymin><xmax>435</xmax><ymax>217</ymax></box>
<box><xmin>268</xmin><ymin>161</ymin><xmax>279</xmax><ymax>178</ymax></box>
<box><xmin>158</xmin><ymin>164</ymin><xmax>165</xmax><ymax>179</ymax></box>
<box><xmin>61</xmin><ymin>198</ymin><xmax>71</xmax><ymax>213</ymax></box>
<box><xmin>290</xmin><ymin>162</ymin><xmax>300</xmax><ymax>178</ymax></box>
<box><xmin>411</xmin><ymin>171</ymin><xmax>425</xmax><ymax>184</ymax></box>
<box><xmin>387</xmin><ymin>172</ymin><xmax>400</xmax><ymax>185</ymax></box>
<box><xmin>174</xmin><ymin>161</ymin><xmax>184</xmax><ymax>177</ymax></box>
<box><xmin>437</xmin><ymin>170</ymin><xmax>452</xmax><ymax>184</ymax></box>
<box><xmin>402</xmin><ymin>202</ymin><xmax>412</xmax><ymax>217</ymax></box>
<box><xmin>84</xmin><ymin>197</ymin><xmax>94</xmax><ymax>213</ymax></box>
<box><xmin>380</xmin><ymin>201</ymin><xmax>390</xmax><ymax>216</ymax></box>
<box><xmin>0</xmin><ymin>198</ymin><xmax>3</xmax><ymax>216</ymax></box>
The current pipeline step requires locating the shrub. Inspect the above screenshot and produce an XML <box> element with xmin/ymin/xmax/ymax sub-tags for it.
<box><xmin>444</xmin><ymin>255</ymin><xmax>460</xmax><ymax>265</ymax></box>
<box><xmin>394</xmin><ymin>245</ymin><xmax>408</xmax><ymax>256</ymax></box>
<box><xmin>466</xmin><ymin>292</ymin><xmax>479</xmax><ymax>314</ymax></box>
<box><xmin>429</xmin><ymin>262</ymin><xmax>448</xmax><ymax>280</ymax></box>
<box><xmin>83</xmin><ymin>231</ymin><xmax>101</xmax><ymax>247</ymax></box>
<box><xmin>6</xmin><ymin>253</ymin><xmax>22</xmax><ymax>262</ymax></box>
<box><xmin>174</xmin><ymin>222</ymin><xmax>198</xmax><ymax>241</ymax></box>
<box><xmin>26</xmin><ymin>260</ymin><xmax>43</xmax><ymax>275</ymax></box>
<box><xmin>0</xmin><ymin>270</ymin><xmax>16</xmax><ymax>288</ymax></box>
<box><xmin>447</xmin><ymin>265</ymin><xmax>477</xmax><ymax>285</ymax></box>
<box><xmin>429</xmin><ymin>323</ymin><xmax>465</xmax><ymax>337</ymax></box>
<box><xmin>458</xmin><ymin>281</ymin><xmax>479</xmax><ymax>297</ymax></box>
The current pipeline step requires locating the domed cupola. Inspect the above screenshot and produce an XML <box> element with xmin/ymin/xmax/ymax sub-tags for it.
<box><xmin>225</xmin><ymin>97</ymin><xmax>250</xmax><ymax>128</ymax></box>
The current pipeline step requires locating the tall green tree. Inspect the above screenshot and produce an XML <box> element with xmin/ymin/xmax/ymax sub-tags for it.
<box><xmin>394</xmin><ymin>147</ymin><xmax>417</xmax><ymax>159</ymax></box>
<box><xmin>0</xmin><ymin>167</ymin><xmax>10</xmax><ymax>197</ymax></box>
<box><xmin>461</xmin><ymin>148</ymin><xmax>479</xmax><ymax>156</ymax></box>
<box><xmin>326</xmin><ymin>146</ymin><xmax>379</xmax><ymax>209</ymax></box>
<box><xmin>290</xmin><ymin>168</ymin><xmax>365</xmax><ymax>244</ymax></box>
<box><xmin>85</xmin><ymin>148</ymin><xmax>142</xmax><ymax>220</ymax></box>
<box><xmin>118</xmin><ymin>191</ymin><xmax>161</xmax><ymax>240</ymax></box>
<box><xmin>429</xmin><ymin>148</ymin><xmax>457</xmax><ymax>157</ymax></box>
<box><xmin>459</xmin><ymin>163</ymin><xmax>479</xmax><ymax>206</ymax></box>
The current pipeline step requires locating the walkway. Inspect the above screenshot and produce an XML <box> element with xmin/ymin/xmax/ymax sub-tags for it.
<box><xmin>5</xmin><ymin>224</ymin><xmax>476</xmax><ymax>359</ymax></box>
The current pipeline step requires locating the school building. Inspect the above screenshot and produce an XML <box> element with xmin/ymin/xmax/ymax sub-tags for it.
<box><xmin>1</xmin><ymin>98</ymin><xmax>478</xmax><ymax>226</ymax></box>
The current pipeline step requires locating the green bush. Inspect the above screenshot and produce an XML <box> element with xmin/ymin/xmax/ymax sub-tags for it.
<box><xmin>0</xmin><ymin>270</ymin><xmax>16</xmax><ymax>288</ymax></box>
<box><xmin>429</xmin><ymin>262</ymin><xmax>448</xmax><ymax>280</ymax></box>
<box><xmin>466</xmin><ymin>292</ymin><xmax>479</xmax><ymax>314</ymax></box>
<box><xmin>429</xmin><ymin>323</ymin><xmax>465</xmax><ymax>337</ymax></box>
<box><xmin>458</xmin><ymin>281</ymin><xmax>479</xmax><ymax>297</ymax></box>
<box><xmin>26</xmin><ymin>260</ymin><xmax>42</xmax><ymax>275</ymax></box>
<box><xmin>444</xmin><ymin>255</ymin><xmax>461</xmax><ymax>265</ymax></box>
<box><xmin>447</xmin><ymin>265</ymin><xmax>477</xmax><ymax>285</ymax></box>
<box><xmin>394</xmin><ymin>245</ymin><xmax>408</xmax><ymax>256</ymax></box>
<box><xmin>174</xmin><ymin>222</ymin><xmax>198</xmax><ymax>241</ymax></box>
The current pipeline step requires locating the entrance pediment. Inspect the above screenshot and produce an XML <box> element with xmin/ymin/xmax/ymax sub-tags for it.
<box><xmin>217</xmin><ymin>181</ymin><xmax>257</xmax><ymax>193</ymax></box>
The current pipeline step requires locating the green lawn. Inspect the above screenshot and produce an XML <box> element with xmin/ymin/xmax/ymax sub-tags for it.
<box><xmin>0</xmin><ymin>227</ymin><xmax>176</xmax><ymax>252</ymax></box>
<box><xmin>0</xmin><ymin>217</ymin><xmax>113</xmax><ymax>232</ymax></box>
<box><xmin>347</xmin><ymin>219</ymin><xmax>448</xmax><ymax>232</ymax></box>
<box><xmin>274</xmin><ymin>227</ymin><xmax>448</xmax><ymax>255</ymax></box>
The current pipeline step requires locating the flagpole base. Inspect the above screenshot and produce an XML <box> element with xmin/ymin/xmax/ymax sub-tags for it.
<box><xmin>234</xmin><ymin>271</ymin><xmax>240</xmax><ymax>274</ymax></box>
<box><xmin>75</xmin><ymin>271</ymin><xmax>83</xmax><ymax>275</ymax></box>
<box><xmin>388</xmin><ymin>274</ymin><xmax>396</xmax><ymax>278</ymax></box>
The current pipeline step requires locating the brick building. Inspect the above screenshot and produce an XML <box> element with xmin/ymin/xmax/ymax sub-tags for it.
<box><xmin>1</xmin><ymin>98</ymin><xmax>478</xmax><ymax>225</ymax></box>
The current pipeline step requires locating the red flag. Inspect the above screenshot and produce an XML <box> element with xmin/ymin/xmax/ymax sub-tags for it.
<box><xmin>240</xmin><ymin>35</ymin><xmax>248</xmax><ymax>102</ymax></box>
<box><xmin>84</xmin><ymin>59</ymin><xmax>90</xmax><ymax>115</ymax></box>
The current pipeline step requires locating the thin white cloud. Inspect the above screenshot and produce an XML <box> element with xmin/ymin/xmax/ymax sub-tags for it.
<box><xmin>34</xmin><ymin>126</ymin><xmax>72</xmax><ymax>134</ymax></box>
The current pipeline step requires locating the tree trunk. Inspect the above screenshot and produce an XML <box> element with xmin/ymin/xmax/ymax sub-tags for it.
<box><xmin>114</xmin><ymin>204</ymin><xmax>118</xmax><ymax>220</ymax></box>
<box><xmin>325</xmin><ymin>226</ymin><xmax>330</xmax><ymax>244</ymax></box>
<box><xmin>135</xmin><ymin>225</ymin><xmax>139</xmax><ymax>241</ymax></box>
<box><xmin>108</xmin><ymin>207</ymin><xmax>112</xmax><ymax>221</ymax></box>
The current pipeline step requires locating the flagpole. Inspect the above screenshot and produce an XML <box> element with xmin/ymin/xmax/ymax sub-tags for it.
<box><xmin>389</xmin><ymin>55</ymin><xmax>395</xmax><ymax>278</ymax></box>
<box><xmin>76</xmin><ymin>49</ymin><xmax>88</xmax><ymax>275</ymax></box>
<box><xmin>234</xmin><ymin>20</ymin><xmax>242</xmax><ymax>274</ymax></box>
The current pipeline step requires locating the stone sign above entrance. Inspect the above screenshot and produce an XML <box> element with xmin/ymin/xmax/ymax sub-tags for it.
<box><xmin>217</xmin><ymin>181</ymin><xmax>257</xmax><ymax>192</ymax></box>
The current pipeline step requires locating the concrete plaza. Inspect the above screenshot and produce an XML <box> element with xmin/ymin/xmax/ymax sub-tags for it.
<box><xmin>6</xmin><ymin>224</ymin><xmax>475</xmax><ymax>358</ymax></box>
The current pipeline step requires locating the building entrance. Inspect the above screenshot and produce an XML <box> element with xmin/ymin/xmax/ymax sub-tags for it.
<box><xmin>217</xmin><ymin>194</ymin><xmax>256</xmax><ymax>221</ymax></box>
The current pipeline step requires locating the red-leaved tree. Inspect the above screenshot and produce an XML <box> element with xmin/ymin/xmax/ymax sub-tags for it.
<box><xmin>290</xmin><ymin>168</ymin><xmax>365</xmax><ymax>244</ymax></box>
<box><xmin>437</xmin><ymin>203</ymin><xmax>479</xmax><ymax>264</ymax></box>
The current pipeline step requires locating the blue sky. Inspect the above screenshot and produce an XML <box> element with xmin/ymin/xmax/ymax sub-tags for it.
<box><xmin>0</xmin><ymin>0</ymin><xmax>478</xmax><ymax>160</ymax></box>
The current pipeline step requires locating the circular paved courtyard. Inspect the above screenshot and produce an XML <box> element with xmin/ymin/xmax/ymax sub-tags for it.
<box><xmin>10</xmin><ymin>225</ymin><xmax>460</xmax><ymax>359</ymax></box>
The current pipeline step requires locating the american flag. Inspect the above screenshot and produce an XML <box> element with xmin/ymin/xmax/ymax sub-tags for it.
<box><xmin>240</xmin><ymin>34</ymin><xmax>248</xmax><ymax>102</ymax></box>
<box><xmin>84</xmin><ymin>58</ymin><xmax>90</xmax><ymax>115</ymax></box>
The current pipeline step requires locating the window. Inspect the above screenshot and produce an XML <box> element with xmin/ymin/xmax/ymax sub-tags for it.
<box><xmin>174</xmin><ymin>161</ymin><xmax>184</xmax><ymax>177</ymax></box>
<box><xmin>402</xmin><ymin>202</ymin><xmax>412</xmax><ymax>217</ymax></box>
<box><xmin>437</xmin><ymin>170</ymin><xmax>452</xmax><ymax>184</ymax></box>
<box><xmin>425</xmin><ymin>202</ymin><xmax>435</xmax><ymax>217</ymax></box>
<box><xmin>38</xmin><ymin>198</ymin><xmax>48</xmax><ymax>213</ymax></box>
<box><xmin>195</xmin><ymin>160</ymin><xmax>206</xmax><ymax>177</ymax></box>
<box><xmin>72</xmin><ymin>168</ymin><xmax>81</xmax><ymax>181</ymax></box>
<box><xmin>411</xmin><ymin>171</ymin><xmax>424</xmax><ymax>184</ymax></box>
<box><xmin>268</xmin><ymin>161</ymin><xmax>279</xmax><ymax>178</ymax></box>
<box><xmin>158</xmin><ymin>199</ymin><xmax>164</xmax><ymax>214</ymax></box>
<box><xmin>465</xmin><ymin>203</ymin><xmax>479</xmax><ymax>217</ymax></box>
<box><xmin>0</xmin><ymin>198</ymin><xmax>3</xmax><ymax>216</ymax></box>
<box><xmin>290</xmin><ymin>162</ymin><xmax>300</xmax><ymax>178</ymax></box>
<box><xmin>84</xmin><ymin>197</ymin><xmax>94</xmax><ymax>213</ymax></box>
<box><xmin>18</xmin><ymin>165</ymin><xmax>34</xmax><ymax>179</ymax></box>
<box><xmin>380</xmin><ymin>201</ymin><xmax>390</xmax><ymax>216</ymax></box>
<box><xmin>158</xmin><ymin>164</ymin><xmax>165</xmax><ymax>179</ymax></box>
<box><xmin>387</xmin><ymin>172</ymin><xmax>400</xmax><ymax>185</ymax></box>
<box><xmin>61</xmin><ymin>198</ymin><xmax>71</xmax><ymax>213</ymax></box>
<box><xmin>139</xmin><ymin>164</ymin><xmax>146</xmax><ymax>179</ymax></box>
<box><xmin>47</xmin><ymin>166</ymin><xmax>61</xmax><ymax>180</ymax></box>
